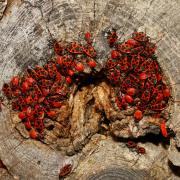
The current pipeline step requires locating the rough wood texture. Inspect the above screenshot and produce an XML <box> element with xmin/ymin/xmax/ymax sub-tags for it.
<box><xmin>0</xmin><ymin>0</ymin><xmax>180</xmax><ymax>179</ymax></box>
<box><xmin>0</xmin><ymin>0</ymin><xmax>7</xmax><ymax>20</ymax></box>
<box><xmin>66</xmin><ymin>135</ymin><xmax>174</xmax><ymax>180</ymax></box>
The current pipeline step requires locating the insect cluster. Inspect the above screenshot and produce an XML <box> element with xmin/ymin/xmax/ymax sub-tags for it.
<box><xmin>1</xmin><ymin>30</ymin><xmax>171</xmax><ymax>140</ymax></box>
<box><xmin>105</xmin><ymin>30</ymin><xmax>171</xmax><ymax>129</ymax></box>
<box><xmin>1</xmin><ymin>32</ymin><xmax>97</xmax><ymax>139</ymax></box>
<box><xmin>126</xmin><ymin>141</ymin><xmax>146</xmax><ymax>154</ymax></box>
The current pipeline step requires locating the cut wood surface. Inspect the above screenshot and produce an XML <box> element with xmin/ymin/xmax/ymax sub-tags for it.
<box><xmin>0</xmin><ymin>0</ymin><xmax>180</xmax><ymax>179</ymax></box>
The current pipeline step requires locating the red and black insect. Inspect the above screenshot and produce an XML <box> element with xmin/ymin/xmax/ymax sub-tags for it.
<box><xmin>126</xmin><ymin>38</ymin><xmax>140</xmax><ymax>47</ymax></box>
<box><xmin>160</xmin><ymin>120</ymin><xmax>168</xmax><ymax>137</ymax></box>
<box><xmin>119</xmin><ymin>56</ymin><xmax>131</xmax><ymax>72</ymax></box>
<box><xmin>115</xmin><ymin>96</ymin><xmax>127</xmax><ymax>110</ymax></box>
<box><xmin>2</xmin><ymin>83</ymin><xmax>12</xmax><ymax>99</ymax></box>
<box><xmin>149</xmin><ymin>99</ymin><xmax>166</xmax><ymax>111</ymax></box>
<box><xmin>25</xmin><ymin>95</ymin><xmax>34</xmax><ymax>105</ymax></box>
<box><xmin>35</xmin><ymin>66</ymin><xmax>49</xmax><ymax>80</ymax></box>
<box><xmin>105</xmin><ymin>58</ymin><xmax>118</xmax><ymax>70</ymax></box>
<box><xmin>39</xmin><ymin>79</ymin><xmax>54</xmax><ymax>89</ymax></box>
<box><xmin>130</xmin><ymin>46</ymin><xmax>144</xmax><ymax>55</ymax></box>
<box><xmin>83</xmin><ymin>44</ymin><xmax>97</xmax><ymax>58</ymax></box>
<box><xmin>27</xmin><ymin>68</ymin><xmax>38</xmax><ymax>80</ymax></box>
<box><xmin>143</xmin><ymin>41</ymin><xmax>157</xmax><ymax>57</ymax></box>
<box><xmin>85</xmin><ymin>32</ymin><xmax>92</xmax><ymax>44</ymax></box>
<box><xmin>59</xmin><ymin>164</ymin><xmax>72</xmax><ymax>178</ymax></box>
<box><xmin>10</xmin><ymin>76</ymin><xmax>20</xmax><ymax>88</ymax></box>
<box><xmin>67</xmin><ymin>42</ymin><xmax>83</xmax><ymax>54</ymax></box>
<box><xmin>44</xmin><ymin>61</ymin><xmax>58</xmax><ymax>79</ymax></box>
<box><xmin>136</xmin><ymin>146</ymin><xmax>146</xmax><ymax>154</ymax></box>
<box><xmin>141</xmin><ymin>89</ymin><xmax>151</xmax><ymax>103</ymax></box>
<box><xmin>53</xmin><ymin>41</ymin><xmax>64</xmax><ymax>55</ymax></box>
<box><xmin>126</xmin><ymin>141</ymin><xmax>137</xmax><ymax>148</ymax></box>
<box><xmin>107</xmin><ymin>28</ymin><xmax>118</xmax><ymax>47</ymax></box>
<box><xmin>130</xmin><ymin>55</ymin><xmax>141</xmax><ymax>71</ymax></box>
<box><xmin>117</xmin><ymin>43</ymin><xmax>132</xmax><ymax>54</ymax></box>
<box><xmin>132</xmin><ymin>31</ymin><xmax>149</xmax><ymax>43</ymax></box>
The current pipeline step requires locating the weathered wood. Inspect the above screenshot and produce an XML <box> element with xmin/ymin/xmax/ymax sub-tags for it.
<box><xmin>0</xmin><ymin>0</ymin><xmax>180</xmax><ymax>179</ymax></box>
<box><xmin>0</xmin><ymin>0</ymin><xmax>7</xmax><ymax>20</ymax></box>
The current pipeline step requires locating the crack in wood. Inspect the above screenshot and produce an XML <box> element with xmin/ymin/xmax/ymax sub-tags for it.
<box><xmin>0</xmin><ymin>0</ymin><xmax>7</xmax><ymax>21</ymax></box>
<box><xmin>93</xmin><ymin>0</ymin><xmax>95</xmax><ymax>22</ymax></box>
<box><xmin>23</xmin><ymin>0</ymin><xmax>54</xmax><ymax>42</ymax></box>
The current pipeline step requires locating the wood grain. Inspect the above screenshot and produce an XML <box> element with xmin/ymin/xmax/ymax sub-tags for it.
<box><xmin>0</xmin><ymin>0</ymin><xmax>179</xmax><ymax>179</ymax></box>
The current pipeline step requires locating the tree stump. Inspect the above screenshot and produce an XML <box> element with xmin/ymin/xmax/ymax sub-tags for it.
<box><xmin>0</xmin><ymin>0</ymin><xmax>179</xmax><ymax>179</ymax></box>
